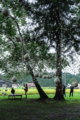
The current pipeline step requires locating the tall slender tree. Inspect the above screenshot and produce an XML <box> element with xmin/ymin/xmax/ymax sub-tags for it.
<box><xmin>23</xmin><ymin>0</ymin><xmax>80</xmax><ymax>100</ymax></box>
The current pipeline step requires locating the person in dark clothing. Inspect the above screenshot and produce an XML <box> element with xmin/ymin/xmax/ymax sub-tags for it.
<box><xmin>24</xmin><ymin>83</ymin><xmax>28</xmax><ymax>99</ymax></box>
<box><xmin>11</xmin><ymin>87</ymin><xmax>15</xmax><ymax>98</ymax></box>
<box><xmin>69</xmin><ymin>86</ymin><xmax>74</xmax><ymax>97</ymax></box>
<box><xmin>63</xmin><ymin>85</ymin><xmax>66</xmax><ymax>97</ymax></box>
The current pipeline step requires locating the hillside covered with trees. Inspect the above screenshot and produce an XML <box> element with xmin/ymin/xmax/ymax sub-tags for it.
<box><xmin>18</xmin><ymin>72</ymin><xmax>80</xmax><ymax>87</ymax></box>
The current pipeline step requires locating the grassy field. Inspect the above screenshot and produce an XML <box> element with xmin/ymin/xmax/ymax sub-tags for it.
<box><xmin>0</xmin><ymin>93</ymin><xmax>80</xmax><ymax>120</ymax></box>
<box><xmin>0</xmin><ymin>88</ymin><xmax>80</xmax><ymax>120</ymax></box>
<box><xmin>0</xmin><ymin>87</ymin><xmax>80</xmax><ymax>96</ymax></box>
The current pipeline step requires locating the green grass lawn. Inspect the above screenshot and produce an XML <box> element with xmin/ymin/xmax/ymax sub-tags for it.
<box><xmin>1</xmin><ymin>92</ymin><xmax>80</xmax><ymax>102</ymax></box>
<box><xmin>0</xmin><ymin>93</ymin><xmax>80</xmax><ymax>120</ymax></box>
<box><xmin>0</xmin><ymin>89</ymin><xmax>80</xmax><ymax>120</ymax></box>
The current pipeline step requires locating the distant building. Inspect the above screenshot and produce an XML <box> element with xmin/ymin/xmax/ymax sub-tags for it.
<box><xmin>2</xmin><ymin>84</ymin><xmax>7</xmax><ymax>88</ymax></box>
<box><xmin>78</xmin><ymin>83</ymin><xmax>80</xmax><ymax>89</ymax></box>
<box><xmin>67</xmin><ymin>83</ymin><xmax>71</xmax><ymax>88</ymax></box>
<box><xmin>12</xmin><ymin>84</ymin><xmax>19</xmax><ymax>88</ymax></box>
<box><xmin>0</xmin><ymin>80</ymin><xmax>5</xmax><ymax>87</ymax></box>
<box><xmin>67</xmin><ymin>83</ymin><xmax>79</xmax><ymax>89</ymax></box>
<box><xmin>0</xmin><ymin>80</ymin><xmax>18</xmax><ymax>88</ymax></box>
<box><xmin>27</xmin><ymin>83</ymin><xmax>35</xmax><ymax>87</ymax></box>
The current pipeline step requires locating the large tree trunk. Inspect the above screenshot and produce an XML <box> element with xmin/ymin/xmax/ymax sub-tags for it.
<box><xmin>53</xmin><ymin>9</ymin><xmax>64</xmax><ymax>100</ymax></box>
<box><xmin>54</xmin><ymin>37</ymin><xmax>64</xmax><ymax>100</ymax></box>
<box><xmin>53</xmin><ymin>29</ymin><xmax>64</xmax><ymax>100</ymax></box>
<box><xmin>26</xmin><ymin>61</ymin><xmax>48</xmax><ymax>99</ymax></box>
<box><xmin>54</xmin><ymin>84</ymin><xmax>64</xmax><ymax>100</ymax></box>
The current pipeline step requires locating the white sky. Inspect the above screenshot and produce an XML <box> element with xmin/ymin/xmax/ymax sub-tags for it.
<box><xmin>48</xmin><ymin>48</ymin><xmax>80</xmax><ymax>75</ymax></box>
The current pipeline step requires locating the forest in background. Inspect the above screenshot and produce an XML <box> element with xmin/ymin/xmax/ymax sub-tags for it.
<box><xmin>19</xmin><ymin>72</ymin><xmax>80</xmax><ymax>87</ymax></box>
<box><xmin>0</xmin><ymin>72</ymin><xmax>80</xmax><ymax>87</ymax></box>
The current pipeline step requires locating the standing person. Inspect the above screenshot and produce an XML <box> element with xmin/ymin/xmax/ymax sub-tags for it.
<box><xmin>63</xmin><ymin>84</ymin><xmax>66</xmax><ymax>97</ymax></box>
<box><xmin>11</xmin><ymin>87</ymin><xmax>15</xmax><ymax>98</ymax></box>
<box><xmin>69</xmin><ymin>86</ymin><xmax>74</xmax><ymax>97</ymax></box>
<box><xmin>24</xmin><ymin>83</ymin><xmax>28</xmax><ymax>99</ymax></box>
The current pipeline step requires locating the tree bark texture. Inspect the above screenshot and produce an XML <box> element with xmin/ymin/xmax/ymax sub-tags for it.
<box><xmin>54</xmin><ymin>84</ymin><xmax>64</xmax><ymax>100</ymax></box>
<box><xmin>54</xmin><ymin>37</ymin><xmax>64</xmax><ymax>100</ymax></box>
<box><xmin>54</xmin><ymin>10</ymin><xmax>64</xmax><ymax>100</ymax></box>
<box><xmin>26</xmin><ymin>61</ymin><xmax>48</xmax><ymax>99</ymax></box>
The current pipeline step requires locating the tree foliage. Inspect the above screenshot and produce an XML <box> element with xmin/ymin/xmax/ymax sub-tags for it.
<box><xmin>0</xmin><ymin>0</ymin><xmax>69</xmax><ymax>79</ymax></box>
<box><xmin>22</xmin><ymin>0</ymin><xmax>80</xmax><ymax>100</ymax></box>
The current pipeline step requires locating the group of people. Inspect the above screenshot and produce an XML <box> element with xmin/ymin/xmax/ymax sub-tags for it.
<box><xmin>62</xmin><ymin>84</ymin><xmax>74</xmax><ymax>97</ymax></box>
<box><xmin>11</xmin><ymin>83</ymin><xmax>73</xmax><ymax>99</ymax></box>
<box><xmin>11</xmin><ymin>83</ymin><xmax>28</xmax><ymax>99</ymax></box>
